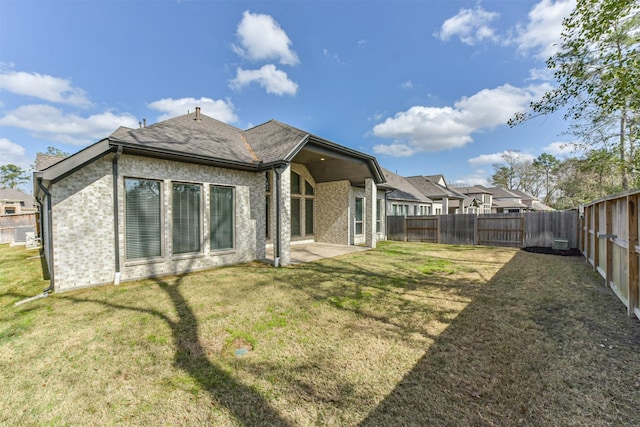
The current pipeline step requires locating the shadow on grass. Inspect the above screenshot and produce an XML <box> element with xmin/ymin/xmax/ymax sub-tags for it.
<box><xmin>61</xmin><ymin>267</ymin><xmax>291</xmax><ymax>426</ymax></box>
<box><xmin>355</xmin><ymin>251</ymin><xmax>640</xmax><ymax>426</ymax></box>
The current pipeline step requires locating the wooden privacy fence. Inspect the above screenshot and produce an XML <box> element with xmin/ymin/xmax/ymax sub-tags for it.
<box><xmin>0</xmin><ymin>213</ymin><xmax>38</xmax><ymax>244</ymax></box>
<box><xmin>581</xmin><ymin>189</ymin><xmax>639</xmax><ymax>321</ymax></box>
<box><xmin>388</xmin><ymin>211</ymin><xmax>579</xmax><ymax>249</ymax></box>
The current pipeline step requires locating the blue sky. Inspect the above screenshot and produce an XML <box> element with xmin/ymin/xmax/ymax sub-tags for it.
<box><xmin>0</xmin><ymin>0</ymin><xmax>577</xmax><ymax>192</ymax></box>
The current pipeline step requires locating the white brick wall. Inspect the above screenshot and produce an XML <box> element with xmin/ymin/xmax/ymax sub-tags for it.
<box><xmin>50</xmin><ymin>153</ymin><xmax>265</xmax><ymax>291</ymax></box>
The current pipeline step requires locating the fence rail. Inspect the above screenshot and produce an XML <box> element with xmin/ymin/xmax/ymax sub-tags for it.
<box><xmin>388</xmin><ymin>211</ymin><xmax>579</xmax><ymax>249</ymax></box>
<box><xmin>0</xmin><ymin>213</ymin><xmax>38</xmax><ymax>244</ymax></box>
<box><xmin>581</xmin><ymin>190</ymin><xmax>639</xmax><ymax>321</ymax></box>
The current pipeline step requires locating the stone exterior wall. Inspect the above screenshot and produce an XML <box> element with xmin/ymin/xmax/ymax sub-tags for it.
<box><xmin>315</xmin><ymin>180</ymin><xmax>350</xmax><ymax>245</ymax></box>
<box><xmin>50</xmin><ymin>153</ymin><xmax>264</xmax><ymax>291</ymax></box>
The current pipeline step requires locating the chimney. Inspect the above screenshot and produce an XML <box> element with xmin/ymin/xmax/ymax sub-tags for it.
<box><xmin>195</xmin><ymin>106</ymin><xmax>201</xmax><ymax>120</ymax></box>
<box><xmin>139</xmin><ymin>121</ymin><xmax>142</xmax><ymax>128</ymax></box>
<box><xmin>143</xmin><ymin>118</ymin><xmax>147</xmax><ymax>127</ymax></box>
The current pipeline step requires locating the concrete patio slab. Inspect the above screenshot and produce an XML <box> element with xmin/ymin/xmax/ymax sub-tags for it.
<box><xmin>265</xmin><ymin>242</ymin><xmax>369</xmax><ymax>265</ymax></box>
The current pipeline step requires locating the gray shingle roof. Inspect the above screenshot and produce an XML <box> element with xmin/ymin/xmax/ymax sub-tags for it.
<box><xmin>35</xmin><ymin>153</ymin><xmax>67</xmax><ymax>171</ymax></box>
<box><xmin>381</xmin><ymin>168</ymin><xmax>432</xmax><ymax>203</ymax></box>
<box><xmin>244</xmin><ymin>120</ymin><xmax>308</xmax><ymax>164</ymax></box>
<box><xmin>109</xmin><ymin>112</ymin><xmax>258</xmax><ymax>164</ymax></box>
<box><xmin>406</xmin><ymin>176</ymin><xmax>464</xmax><ymax>199</ymax></box>
<box><xmin>0</xmin><ymin>188</ymin><xmax>35</xmax><ymax>205</ymax></box>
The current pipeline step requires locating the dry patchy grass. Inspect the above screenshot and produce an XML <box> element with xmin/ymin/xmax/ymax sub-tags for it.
<box><xmin>1</xmin><ymin>242</ymin><xmax>639</xmax><ymax>426</ymax></box>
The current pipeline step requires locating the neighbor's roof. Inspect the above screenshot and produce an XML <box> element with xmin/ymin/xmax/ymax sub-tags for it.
<box><xmin>493</xmin><ymin>199</ymin><xmax>527</xmax><ymax>209</ymax></box>
<box><xmin>405</xmin><ymin>176</ymin><xmax>464</xmax><ymax>200</ymax></box>
<box><xmin>455</xmin><ymin>185</ymin><xmax>492</xmax><ymax>195</ymax></box>
<box><xmin>0</xmin><ymin>188</ymin><xmax>35</xmax><ymax>205</ymax></box>
<box><xmin>380</xmin><ymin>168</ymin><xmax>432</xmax><ymax>203</ymax></box>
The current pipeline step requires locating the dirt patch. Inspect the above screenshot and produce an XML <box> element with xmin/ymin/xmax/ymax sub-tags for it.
<box><xmin>522</xmin><ymin>246</ymin><xmax>582</xmax><ymax>256</ymax></box>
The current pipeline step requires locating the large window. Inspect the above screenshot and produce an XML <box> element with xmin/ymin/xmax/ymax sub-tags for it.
<box><xmin>172</xmin><ymin>183</ymin><xmax>201</xmax><ymax>254</ymax></box>
<box><xmin>291</xmin><ymin>198</ymin><xmax>301</xmax><ymax>236</ymax></box>
<box><xmin>305</xmin><ymin>199</ymin><xmax>314</xmax><ymax>235</ymax></box>
<box><xmin>210</xmin><ymin>185</ymin><xmax>234</xmax><ymax>251</ymax></box>
<box><xmin>290</xmin><ymin>170</ymin><xmax>315</xmax><ymax>238</ymax></box>
<box><xmin>125</xmin><ymin>178</ymin><xmax>161</xmax><ymax>260</ymax></box>
<box><xmin>355</xmin><ymin>197</ymin><xmax>364</xmax><ymax>235</ymax></box>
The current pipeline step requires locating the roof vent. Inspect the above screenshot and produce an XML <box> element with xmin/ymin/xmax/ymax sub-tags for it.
<box><xmin>195</xmin><ymin>106</ymin><xmax>201</xmax><ymax>121</ymax></box>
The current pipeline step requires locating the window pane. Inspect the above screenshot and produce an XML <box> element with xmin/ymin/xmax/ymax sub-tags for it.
<box><xmin>265</xmin><ymin>171</ymin><xmax>270</xmax><ymax>192</ymax></box>
<box><xmin>305</xmin><ymin>180</ymin><xmax>314</xmax><ymax>196</ymax></box>
<box><xmin>305</xmin><ymin>199</ymin><xmax>314</xmax><ymax>235</ymax></box>
<box><xmin>355</xmin><ymin>197</ymin><xmax>363</xmax><ymax>235</ymax></box>
<box><xmin>172</xmin><ymin>183</ymin><xmax>201</xmax><ymax>254</ymax></box>
<box><xmin>291</xmin><ymin>198</ymin><xmax>301</xmax><ymax>236</ymax></box>
<box><xmin>211</xmin><ymin>186</ymin><xmax>234</xmax><ymax>250</ymax></box>
<box><xmin>291</xmin><ymin>172</ymin><xmax>301</xmax><ymax>194</ymax></box>
<box><xmin>125</xmin><ymin>178</ymin><xmax>161</xmax><ymax>260</ymax></box>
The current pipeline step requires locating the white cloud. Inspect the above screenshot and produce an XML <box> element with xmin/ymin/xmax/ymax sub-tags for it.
<box><xmin>513</xmin><ymin>0</ymin><xmax>575</xmax><ymax>59</ymax></box>
<box><xmin>451</xmin><ymin>171</ymin><xmax>490</xmax><ymax>187</ymax></box>
<box><xmin>229</xmin><ymin>65</ymin><xmax>298</xmax><ymax>96</ymax></box>
<box><xmin>401</xmin><ymin>80</ymin><xmax>414</xmax><ymax>89</ymax></box>
<box><xmin>435</xmin><ymin>6</ymin><xmax>500</xmax><ymax>45</ymax></box>
<box><xmin>372</xmin><ymin>83</ymin><xmax>551</xmax><ymax>157</ymax></box>
<box><xmin>233</xmin><ymin>10</ymin><xmax>299</xmax><ymax>65</ymax></box>
<box><xmin>0</xmin><ymin>137</ymin><xmax>27</xmax><ymax>164</ymax></box>
<box><xmin>0</xmin><ymin>70</ymin><xmax>92</xmax><ymax>107</ymax></box>
<box><xmin>372</xmin><ymin>142</ymin><xmax>417</xmax><ymax>157</ymax></box>
<box><xmin>148</xmin><ymin>97</ymin><xmax>237</xmax><ymax>123</ymax></box>
<box><xmin>0</xmin><ymin>104</ymin><xmax>139</xmax><ymax>145</ymax></box>
<box><xmin>468</xmin><ymin>150</ymin><xmax>535</xmax><ymax>166</ymax></box>
<box><xmin>543</xmin><ymin>141</ymin><xmax>575</xmax><ymax>156</ymax></box>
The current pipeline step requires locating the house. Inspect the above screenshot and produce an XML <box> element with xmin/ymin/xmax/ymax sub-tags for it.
<box><xmin>508</xmin><ymin>188</ymin><xmax>554</xmax><ymax>211</ymax></box>
<box><xmin>476</xmin><ymin>186</ymin><xmax>528</xmax><ymax>213</ymax></box>
<box><xmin>0</xmin><ymin>188</ymin><xmax>37</xmax><ymax>215</ymax></box>
<box><xmin>380</xmin><ymin>168</ymin><xmax>433</xmax><ymax>216</ymax></box>
<box><xmin>405</xmin><ymin>175</ymin><xmax>465</xmax><ymax>214</ymax></box>
<box><xmin>453</xmin><ymin>186</ymin><xmax>493</xmax><ymax>214</ymax></box>
<box><xmin>34</xmin><ymin>108</ymin><xmax>387</xmax><ymax>292</ymax></box>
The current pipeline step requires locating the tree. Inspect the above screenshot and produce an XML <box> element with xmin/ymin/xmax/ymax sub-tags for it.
<box><xmin>532</xmin><ymin>153</ymin><xmax>561</xmax><ymax>204</ymax></box>
<box><xmin>0</xmin><ymin>164</ymin><xmax>29</xmax><ymax>189</ymax></box>
<box><xmin>45</xmin><ymin>146</ymin><xmax>69</xmax><ymax>157</ymax></box>
<box><xmin>511</xmin><ymin>0</ymin><xmax>640</xmax><ymax>190</ymax></box>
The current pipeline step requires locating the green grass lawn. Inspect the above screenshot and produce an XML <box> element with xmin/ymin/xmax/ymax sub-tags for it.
<box><xmin>1</xmin><ymin>242</ymin><xmax>639</xmax><ymax>426</ymax></box>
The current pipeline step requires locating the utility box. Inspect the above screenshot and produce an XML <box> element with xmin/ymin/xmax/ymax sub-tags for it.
<box><xmin>552</xmin><ymin>239</ymin><xmax>569</xmax><ymax>250</ymax></box>
<box><xmin>14</xmin><ymin>226</ymin><xmax>35</xmax><ymax>243</ymax></box>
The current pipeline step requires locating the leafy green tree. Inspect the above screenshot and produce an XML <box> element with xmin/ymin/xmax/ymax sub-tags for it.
<box><xmin>511</xmin><ymin>0</ymin><xmax>640</xmax><ymax>190</ymax></box>
<box><xmin>0</xmin><ymin>164</ymin><xmax>29</xmax><ymax>189</ymax></box>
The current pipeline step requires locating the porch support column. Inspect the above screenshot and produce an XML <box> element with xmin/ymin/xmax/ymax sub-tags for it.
<box><xmin>276</xmin><ymin>164</ymin><xmax>291</xmax><ymax>266</ymax></box>
<box><xmin>365</xmin><ymin>178</ymin><xmax>377</xmax><ymax>249</ymax></box>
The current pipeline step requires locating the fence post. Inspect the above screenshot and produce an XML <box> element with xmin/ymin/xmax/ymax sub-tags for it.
<box><xmin>627</xmin><ymin>195</ymin><xmax>639</xmax><ymax>318</ymax></box>
<box><xmin>605</xmin><ymin>200</ymin><xmax>613</xmax><ymax>288</ymax></box>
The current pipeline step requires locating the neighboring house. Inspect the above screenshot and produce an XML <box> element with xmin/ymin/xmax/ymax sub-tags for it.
<box><xmin>0</xmin><ymin>188</ymin><xmax>36</xmax><ymax>215</ymax></box>
<box><xmin>454</xmin><ymin>186</ymin><xmax>493</xmax><ymax>214</ymax></box>
<box><xmin>508</xmin><ymin>188</ymin><xmax>554</xmax><ymax>211</ymax></box>
<box><xmin>476</xmin><ymin>186</ymin><xmax>528</xmax><ymax>213</ymax></box>
<box><xmin>381</xmin><ymin>168</ymin><xmax>433</xmax><ymax>216</ymax></box>
<box><xmin>405</xmin><ymin>175</ymin><xmax>465</xmax><ymax>214</ymax></box>
<box><xmin>34</xmin><ymin>108</ymin><xmax>387</xmax><ymax>292</ymax></box>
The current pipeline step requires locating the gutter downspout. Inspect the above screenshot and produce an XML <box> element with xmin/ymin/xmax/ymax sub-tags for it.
<box><xmin>112</xmin><ymin>146</ymin><xmax>123</xmax><ymax>285</ymax></box>
<box><xmin>37</xmin><ymin>179</ymin><xmax>54</xmax><ymax>293</ymax></box>
<box><xmin>272</xmin><ymin>165</ymin><xmax>283</xmax><ymax>267</ymax></box>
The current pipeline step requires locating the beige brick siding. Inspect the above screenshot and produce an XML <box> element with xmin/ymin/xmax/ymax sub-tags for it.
<box><xmin>315</xmin><ymin>180</ymin><xmax>351</xmax><ymax>245</ymax></box>
<box><xmin>50</xmin><ymin>153</ymin><xmax>265</xmax><ymax>291</ymax></box>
